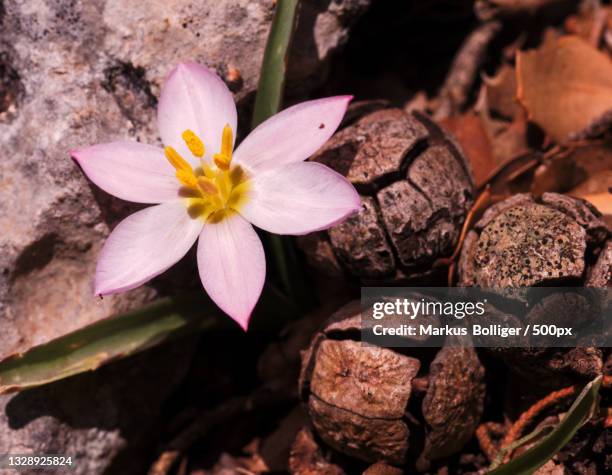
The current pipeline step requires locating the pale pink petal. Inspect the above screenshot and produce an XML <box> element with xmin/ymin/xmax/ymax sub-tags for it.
<box><xmin>72</xmin><ymin>141</ymin><xmax>180</xmax><ymax>204</ymax></box>
<box><xmin>157</xmin><ymin>62</ymin><xmax>237</xmax><ymax>165</ymax></box>
<box><xmin>238</xmin><ymin>162</ymin><xmax>361</xmax><ymax>235</ymax></box>
<box><xmin>197</xmin><ymin>213</ymin><xmax>265</xmax><ymax>330</ymax></box>
<box><xmin>95</xmin><ymin>201</ymin><xmax>203</xmax><ymax>295</ymax></box>
<box><xmin>233</xmin><ymin>96</ymin><xmax>352</xmax><ymax>173</ymax></box>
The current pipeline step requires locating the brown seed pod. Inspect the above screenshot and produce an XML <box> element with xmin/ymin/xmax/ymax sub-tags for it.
<box><xmin>297</xmin><ymin>108</ymin><xmax>475</xmax><ymax>283</ymax></box>
<box><xmin>458</xmin><ymin>192</ymin><xmax>611</xmax><ymax>385</ymax></box>
<box><xmin>459</xmin><ymin>193</ymin><xmax>610</xmax><ymax>288</ymax></box>
<box><xmin>299</xmin><ymin>301</ymin><xmax>485</xmax><ymax>468</ymax></box>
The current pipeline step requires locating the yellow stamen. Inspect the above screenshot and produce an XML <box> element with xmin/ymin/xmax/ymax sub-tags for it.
<box><xmin>165</xmin><ymin>146</ymin><xmax>192</xmax><ymax>172</ymax></box>
<box><xmin>165</xmin><ymin>146</ymin><xmax>197</xmax><ymax>187</ymax></box>
<box><xmin>213</xmin><ymin>124</ymin><xmax>233</xmax><ymax>170</ymax></box>
<box><xmin>201</xmin><ymin>162</ymin><xmax>216</xmax><ymax>179</ymax></box>
<box><xmin>167</xmin><ymin>124</ymin><xmax>249</xmax><ymax>223</ymax></box>
<box><xmin>182</xmin><ymin>129</ymin><xmax>205</xmax><ymax>157</ymax></box>
<box><xmin>176</xmin><ymin>170</ymin><xmax>197</xmax><ymax>188</ymax></box>
<box><xmin>221</xmin><ymin>124</ymin><xmax>233</xmax><ymax>158</ymax></box>
<box><xmin>197</xmin><ymin>177</ymin><xmax>219</xmax><ymax>196</ymax></box>
<box><xmin>214</xmin><ymin>154</ymin><xmax>230</xmax><ymax>170</ymax></box>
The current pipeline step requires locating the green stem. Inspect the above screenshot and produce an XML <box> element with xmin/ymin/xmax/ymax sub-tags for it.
<box><xmin>251</xmin><ymin>0</ymin><xmax>311</xmax><ymax>306</ymax></box>
<box><xmin>251</xmin><ymin>0</ymin><xmax>300</xmax><ymax>128</ymax></box>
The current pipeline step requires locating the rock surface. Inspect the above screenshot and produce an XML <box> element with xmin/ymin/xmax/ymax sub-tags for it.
<box><xmin>0</xmin><ymin>0</ymin><xmax>369</xmax><ymax>470</ymax></box>
<box><xmin>0</xmin><ymin>340</ymin><xmax>194</xmax><ymax>475</ymax></box>
<box><xmin>0</xmin><ymin>0</ymin><xmax>370</xmax><ymax>358</ymax></box>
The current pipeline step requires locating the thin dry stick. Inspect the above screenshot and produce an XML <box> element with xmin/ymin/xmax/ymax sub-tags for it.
<box><xmin>589</xmin><ymin>8</ymin><xmax>609</xmax><ymax>47</ymax></box>
<box><xmin>500</xmin><ymin>385</ymin><xmax>577</xmax><ymax>460</ymax></box>
<box><xmin>476</xmin><ymin>422</ymin><xmax>506</xmax><ymax>462</ymax></box>
<box><xmin>436</xmin><ymin>186</ymin><xmax>491</xmax><ymax>285</ymax></box>
<box><xmin>504</xmin><ymin>158</ymin><xmax>540</xmax><ymax>183</ymax></box>
<box><xmin>177</xmin><ymin>457</ymin><xmax>188</xmax><ymax>475</ymax></box>
<box><xmin>479</xmin><ymin>153</ymin><xmax>539</xmax><ymax>192</ymax></box>
<box><xmin>605</xmin><ymin>407</ymin><xmax>612</xmax><ymax>429</ymax></box>
<box><xmin>452</xmin><ymin>186</ymin><xmax>491</xmax><ymax>263</ymax></box>
<box><xmin>495</xmin><ymin>376</ymin><xmax>612</xmax><ymax>462</ymax></box>
<box><xmin>435</xmin><ymin>21</ymin><xmax>502</xmax><ymax>118</ymax></box>
<box><xmin>437</xmin><ymin>186</ymin><xmax>492</xmax><ymax>268</ymax></box>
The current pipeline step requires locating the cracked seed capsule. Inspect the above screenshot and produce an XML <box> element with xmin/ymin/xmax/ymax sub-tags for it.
<box><xmin>299</xmin><ymin>301</ymin><xmax>486</xmax><ymax>469</ymax></box>
<box><xmin>297</xmin><ymin>108</ymin><xmax>475</xmax><ymax>283</ymax></box>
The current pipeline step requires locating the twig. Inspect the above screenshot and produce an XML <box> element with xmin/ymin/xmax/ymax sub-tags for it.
<box><xmin>434</xmin><ymin>186</ymin><xmax>491</xmax><ymax>285</ymax></box>
<box><xmin>435</xmin><ymin>21</ymin><xmax>502</xmax><ymax>118</ymax></box>
<box><xmin>500</xmin><ymin>385</ymin><xmax>577</xmax><ymax>460</ymax></box>
<box><xmin>475</xmin><ymin>0</ymin><xmax>567</xmax><ymax>20</ymax></box>
<box><xmin>589</xmin><ymin>8</ymin><xmax>609</xmax><ymax>48</ymax></box>
<box><xmin>605</xmin><ymin>407</ymin><xmax>612</xmax><ymax>429</ymax></box>
<box><xmin>148</xmin><ymin>386</ymin><xmax>295</xmax><ymax>475</ymax></box>
<box><xmin>476</xmin><ymin>422</ymin><xmax>506</xmax><ymax>462</ymax></box>
<box><xmin>452</xmin><ymin>186</ymin><xmax>491</xmax><ymax>263</ymax></box>
<box><xmin>478</xmin><ymin>153</ymin><xmax>538</xmax><ymax>192</ymax></box>
<box><xmin>177</xmin><ymin>457</ymin><xmax>188</xmax><ymax>475</ymax></box>
<box><xmin>504</xmin><ymin>157</ymin><xmax>540</xmax><ymax>183</ymax></box>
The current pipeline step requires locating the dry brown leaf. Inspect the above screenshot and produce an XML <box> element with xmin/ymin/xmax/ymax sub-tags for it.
<box><xmin>570</xmin><ymin>170</ymin><xmax>612</xmax><ymax>215</ymax></box>
<box><xmin>489</xmin><ymin>118</ymin><xmax>529</xmax><ymax>164</ymax></box>
<box><xmin>516</xmin><ymin>35</ymin><xmax>612</xmax><ymax>144</ymax></box>
<box><xmin>483</xmin><ymin>63</ymin><xmax>522</xmax><ymax>120</ymax></box>
<box><xmin>568</xmin><ymin>143</ymin><xmax>612</xmax><ymax>178</ymax></box>
<box><xmin>439</xmin><ymin>113</ymin><xmax>496</xmax><ymax>188</ymax></box>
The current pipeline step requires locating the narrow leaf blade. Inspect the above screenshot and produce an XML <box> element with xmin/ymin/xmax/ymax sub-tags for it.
<box><xmin>251</xmin><ymin>0</ymin><xmax>300</xmax><ymax>128</ymax></box>
<box><xmin>0</xmin><ymin>294</ymin><xmax>221</xmax><ymax>394</ymax></box>
<box><xmin>488</xmin><ymin>376</ymin><xmax>602</xmax><ymax>475</ymax></box>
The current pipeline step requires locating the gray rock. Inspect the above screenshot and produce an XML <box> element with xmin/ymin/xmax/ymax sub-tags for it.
<box><xmin>0</xmin><ymin>0</ymin><xmax>369</xmax><ymax>471</ymax></box>
<box><xmin>0</xmin><ymin>341</ymin><xmax>194</xmax><ymax>475</ymax></box>
<box><xmin>0</xmin><ymin>0</ymin><xmax>370</xmax><ymax>358</ymax></box>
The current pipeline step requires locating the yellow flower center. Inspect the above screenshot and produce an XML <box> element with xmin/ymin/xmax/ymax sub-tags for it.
<box><xmin>164</xmin><ymin>125</ymin><xmax>250</xmax><ymax>222</ymax></box>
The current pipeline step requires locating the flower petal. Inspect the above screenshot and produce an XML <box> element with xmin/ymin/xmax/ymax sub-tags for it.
<box><xmin>233</xmin><ymin>96</ymin><xmax>352</xmax><ymax>173</ymax></box>
<box><xmin>95</xmin><ymin>201</ymin><xmax>203</xmax><ymax>295</ymax></box>
<box><xmin>157</xmin><ymin>62</ymin><xmax>237</xmax><ymax>165</ymax></box>
<box><xmin>239</xmin><ymin>162</ymin><xmax>361</xmax><ymax>235</ymax></box>
<box><xmin>197</xmin><ymin>213</ymin><xmax>265</xmax><ymax>330</ymax></box>
<box><xmin>72</xmin><ymin>141</ymin><xmax>180</xmax><ymax>204</ymax></box>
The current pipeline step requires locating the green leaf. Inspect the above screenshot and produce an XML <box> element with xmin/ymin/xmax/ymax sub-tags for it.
<box><xmin>488</xmin><ymin>375</ymin><xmax>602</xmax><ymax>475</ymax></box>
<box><xmin>0</xmin><ymin>293</ymin><xmax>223</xmax><ymax>394</ymax></box>
<box><xmin>0</xmin><ymin>284</ymin><xmax>301</xmax><ymax>394</ymax></box>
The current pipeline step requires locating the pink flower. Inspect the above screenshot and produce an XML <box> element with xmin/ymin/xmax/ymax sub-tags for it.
<box><xmin>71</xmin><ymin>62</ymin><xmax>360</xmax><ymax>330</ymax></box>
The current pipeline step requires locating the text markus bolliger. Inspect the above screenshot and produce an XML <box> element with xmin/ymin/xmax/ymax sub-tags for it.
<box><xmin>371</xmin><ymin>298</ymin><xmax>487</xmax><ymax>320</ymax></box>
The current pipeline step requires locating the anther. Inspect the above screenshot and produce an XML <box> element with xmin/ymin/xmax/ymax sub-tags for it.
<box><xmin>182</xmin><ymin>130</ymin><xmax>205</xmax><ymax>158</ymax></box>
<box><xmin>176</xmin><ymin>170</ymin><xmax>197</xmax><ymax>187</ymax></box>
<box><xmin>213</xmin><ymin>124</ymin><xmax>233</xmax><ymax>170</ymax></box>
<box><xmin>220</xmin><ymin>124</ymin><xmax>233</xmax><ymax>159</ymax></box>
<box><xmin>165</xmin><ymin>146</ymin><xmax>197</xmax><ymax>187</ymax></box>
<box><xmin>165</xmin><ymin>146</ymin><xmax>193</xmax><ymax>172</ymax></box>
